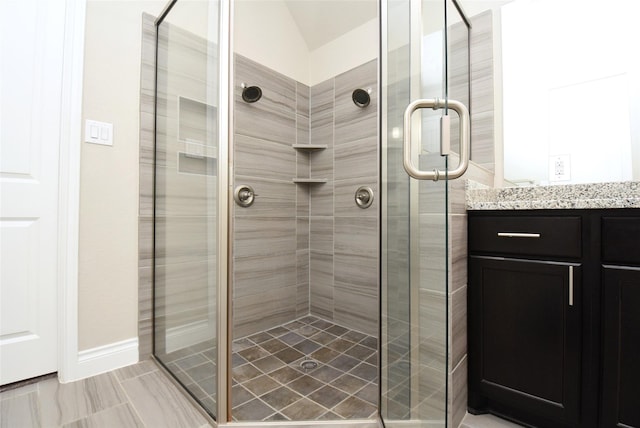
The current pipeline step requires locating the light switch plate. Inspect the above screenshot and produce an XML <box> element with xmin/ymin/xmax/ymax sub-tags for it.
<box><xmin>85</xmin><ymin>120</ymin><xmax>113</xmax><ymax>146</ymax></box>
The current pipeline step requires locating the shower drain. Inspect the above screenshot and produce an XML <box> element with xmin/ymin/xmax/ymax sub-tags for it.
<box><xmin>299</xmin><ymin>360</ymin><xmax>318</xmax><ymax>371</ymax></box>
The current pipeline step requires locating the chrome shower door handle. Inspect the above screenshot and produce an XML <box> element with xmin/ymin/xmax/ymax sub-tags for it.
<box><xmin>402</xmin><ymin>98</ymin><xmax>470</xmax><ymax>181</ymax></box>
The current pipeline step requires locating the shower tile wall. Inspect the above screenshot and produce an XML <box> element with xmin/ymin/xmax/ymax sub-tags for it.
<box><xmin>233</xmin><ymin>54</ymin><xmax>303</xmax><ymax>338</ymax></box>
<box><xmin>138</xmin><ymin>14</ymin><xmax>218</xmax><ymax>358</ymax></box>
<box><xmin>139</xmin><ymin>13</ymin><xmax>155</xmax><ymax>359</ymax></box>
<box><xmin>468</xmin><ymin>11</ymin><xmax>495</xmax><ymax>171</ymax></box>
<box><xmin>232</xmin><ymin>55</ymin><xmax>379</xmax><ymax>339</ymax></box>
<box><xmin>309</xmin><ymin>60</ymin><xmax>379</xmax><ymax>337</ymax></box>
<box><xmin>154</xmin><ymin>21</ymin><xmax>219</xmax><ymax>355</ymax></box>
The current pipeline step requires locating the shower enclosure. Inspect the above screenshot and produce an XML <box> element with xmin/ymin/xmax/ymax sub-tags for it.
<box><xmin>149</xmin><ymin>0</ymin><xmax>470</xmax><ymax>426</ymax></box>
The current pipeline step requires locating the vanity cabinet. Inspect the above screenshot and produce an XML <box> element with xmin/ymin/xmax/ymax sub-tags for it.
<box><xmin>468</xmin><ymin>209</ymin><xmax>640</xmax><ymax>428</ymax></box>
<box><xmin>601</xmin><ymin>217</ymin><xmax>640</xmax><ymax>428</ymax></box>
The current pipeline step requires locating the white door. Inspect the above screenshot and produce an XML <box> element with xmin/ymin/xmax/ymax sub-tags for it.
<box><xmin>0</xmin><ymin>0</ymin><xmax>67</xmax><ymax>385</ymax></box>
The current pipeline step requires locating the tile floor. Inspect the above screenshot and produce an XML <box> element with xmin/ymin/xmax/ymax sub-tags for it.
<box><xmin>157</xmin><ymin>341</ymin><xmax>218</xmax><ymax>417</ymax></box>
<box><xmin>229</xmin><ymin>315</ymin><xmax>378</xmax><ymax>421</ymax></box>
<box><xmin>461</xmin><ymin>413</ymin><xmax>525</xmax><ymax>427</ymax></box>
<box><xmin>0</xmin><ymin>360</ymin><xmax>522</xmax><ymax>428</ymax></box>
<box><xmin>156</xmin><ymin>315</ymin><xmax>379</xmax><ymax>421</ymax></box>
<box><xmin>0</xmin><ymin>360</ymin><xmax>211</xmax><ymax>428</ymax></box>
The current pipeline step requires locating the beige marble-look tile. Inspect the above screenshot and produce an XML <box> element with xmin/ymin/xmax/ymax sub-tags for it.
<box><xmin>334</xmin><ymin>178</ymin><xmax>378</xmax><ymax>217</ymax></box>
<box><xmin>334</xmin><ymin>135</ymin><xmax>378</xmax><ymax>182</ymax></box>
<box><xmin>450</xmin><ymin>213</ymin><xmax>468</xmax><ymax>293</ymax></box>
<box><xmin>310</xmin><ymin>116</ymin><xmax>334</xmax><ymax>148</ymax></box>
<box><xmin>309</xmin><ymin>251</ymin><xmax>334</xmax><ymax>320</ymax></box>
<box><xmin>138</xmin><ymin>162</ymin><xmax>154</xmax><ymax>218</ymax></box>
<box><xmin>155</xmin><ymin>216</ymin><xmax>216</xmax><ymax>266</ymax></box>
<box><xmin>333</xmin><ymin>287</ymin><xmax>378</xmax><ymax>337</ymax></box>
<box><xmin>333</xmin><ymin>217</ymin><xmax>379</xmax><ymax>330</ymax></box>
<box><xmin>138</xmin><ymin>265</ymin><xmax>153</xmax><ymax>360</ymax></box>
<box><xmin>138</xmin><ymin>216</ymin><xmax>153</xmax><ymax>270</ymax></box>
<box><xmin>417</xmin><ymin>365</ymin><xmax>446</xmax><ymax>421</ymax></box>
<box><xmin>235</xmin><ymin>134</ymin><xmax>297</xmax><ymax>181</ymax></box>
<box><xmin>450</xmin><ymin>285</ymin><xmax>468</xmax><ymax>369</ymax></box>
<box><xmin>296</xmin><ymin>114</ymin><xmax>310</xmax><ymax>145</ymax></box>
<box><xmin>296</xmin><ymin>250</ymin><xmax>310</xmax><ymax>317</ymax></box>
<box><xmin>0</xmin><ymin>381</ymin><xmax>39</xmax><ymax>401</ymax></box>
<box><xmin>235</xmin><ymin>54</ymin><xmax>296</xmax><ymax>116</ymax></box>
<box><xmin>419</xmin><ymin>213</ymin><xmax>447</xmax><ymax>293</ymax></box>
<box><xmin>418</xmin><ymin>289</ymin><xmax>447</xmax><ymax>371</ymax></box>
<box><xmin>297</xmin><ymin>217</ymin><xmax>309</xmax><ymax>250</ymax></box>
<box><xmin>233</xmin><ymin>285</ymin><xmax>298</xmax><ymax>338</ymax></box>
<box><xmin>233</xmin><ymin>176</ymin><xmax>296</xmax><ymax>218</ymax></box>
<box><xmin>235</xmin><ymin>99</ymin><xmax>296</xmax><ymax>145</ymax></box>
<box><xmin>334</xmin><ymin>60</ymin><xmax>378</xmax><ymax>145</ymax></box>
<box><xmin>154</xmin><ymin>166</ymin><xmax>217</xmax><ymax>217</ymax></box>
<box><xmin>120</xmin><ymin>370</ymin><xmax>208</xmax><ymax>428</ymax></box>
<box><xmin>0</xmin><ymin>391</ymin><xmax>40</xmax><ymax>428</ymax></box>
<box><xmin>296</xmin><ymin>81</ymin><xmax>310</xmax><ymax>117</ymax></box>
<box><xmin>62</xmin><ymin>403</ymin><xmax>144</xmax><ymax>428</ymax></box>
<box><xmin>449</xmin><ymin>356</ymin><xmax>468</xmax><ymax>428</ymax></box>
<box><xmin>233</xmin><ymin>230</ymin><xmax>297</xmax><ymax>299</ymax></box>
<box><xmin>309</xmin><ymin>216</ymin><xmax>333</xmax><ymax>253</ymax></box>
<box><xmin>461</xmin><ymin>412</ymin><xmax>526</xmax><ymax>428</ymax></box>
<box><xmin>310</xmin><ymin>78</ymin><xmax>334</xmax><ymax>118</ymax></box>
<box><xmin>114</xmin><ymin>360</ymin><xmax>159</xmax><ymax>382</ymax></box>
<box><xmin>296</xmin><ymin>184</ymin><xmax>310</xmax><ymax>217</ymax></box>
<box><xmin>309</xmin><ymin>180</ymin><xmax>334</xmax><ymax>217</ymax></box>
<box><xmin>39</xmin><ymin>373</ymin><xmax>127</xmax><ymax>427</ymax></box>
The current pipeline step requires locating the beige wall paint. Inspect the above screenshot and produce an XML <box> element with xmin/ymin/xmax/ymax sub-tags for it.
<box><xmin>79</xmin><ymin>0</ymin><xmax>165</xmax><ymax>351</ymax></box>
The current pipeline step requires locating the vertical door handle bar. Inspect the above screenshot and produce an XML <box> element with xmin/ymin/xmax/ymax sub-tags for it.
<box><xmin>402</xmin><ymin>98</ymin><xmax>470</xmax><ymax>181</ymax></box>
<box><xmin>568</xmin><ymin>265</ymin><xmax>574</xmax><ymax>306</ymax></box>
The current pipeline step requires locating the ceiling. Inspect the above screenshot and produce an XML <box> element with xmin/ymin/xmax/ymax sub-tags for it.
<box><xmin>283</xmin><ymin>0</ymin><xmax>378</xmax><ymax>50</ymax></box>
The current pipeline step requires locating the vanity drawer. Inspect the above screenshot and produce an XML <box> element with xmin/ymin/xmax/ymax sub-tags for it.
<box><xmin>468</xmin><ymin>215</ymin><xmax>582</xmax><ymax>258</ymax></box>
<box><xmin>602</xmin><ymin>217</ymin><xmax>640</xmax><ymax>265</ymax></box>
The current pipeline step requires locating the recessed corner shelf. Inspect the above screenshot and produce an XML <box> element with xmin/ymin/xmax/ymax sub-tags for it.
<box><xmin>292</xmin><ymin>178</ymin><xmax>328</xmax><ymax>184</ymax></box>
<box><xmin>292</xmin><ymin>144</ymin><xmax>327</xmax><ymax>151</ymax></box>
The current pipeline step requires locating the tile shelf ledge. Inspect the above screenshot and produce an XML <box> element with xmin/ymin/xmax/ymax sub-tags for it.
<box><xmin>292</xmin><ymin>178</ymin><xmax>328</xmax><ymax>184</ymax></box>
<box><xmin>292</xmin><ymin>144</ymin><xmax>328</xmax><ymax>150</ymax></box>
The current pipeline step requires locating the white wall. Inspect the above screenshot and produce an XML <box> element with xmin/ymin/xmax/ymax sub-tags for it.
<box><xmin>79</xmin><ymin>0</ymin><xmax>165</xmax><ymax>351</ymax></box>
<box><xmin>501</xmin><ymin>0</ymin><xmax>640</xmax><ymax>185</ymax></box>
<box><xmin>234</xmin><ymin>0</ymin><xmax>377</xmax><ymax>86</ymax></box>
<box><xmin>309</xmin><ymin>18</ymin><xmax>378</xmax><ymax>86</ymax></box>
<box><xmin>234</xmin><ymin>0</ymin><xmax>310</xmax><ymax>84</ymax></box>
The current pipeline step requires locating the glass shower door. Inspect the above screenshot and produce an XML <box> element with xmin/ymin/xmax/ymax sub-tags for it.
<box><xmin>381</xmin><ymin>0</ymin><xmax>469</xmax><ymax>426</ymax></box>
<box><xmin>153</xmin><ymin>0</ymin><xmax>224</xmax><ymax>419</ymax></box>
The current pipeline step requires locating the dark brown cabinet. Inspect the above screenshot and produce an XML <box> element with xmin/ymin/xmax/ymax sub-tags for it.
<box><xmin>601</xmin><ymin>217</ymin><xmax>640</xmax><ymax>428</ymax></box>
<box><xmin>468</xmin><ymin>210</ymin><xmax>640</xmax><ymax>428</ymax></box>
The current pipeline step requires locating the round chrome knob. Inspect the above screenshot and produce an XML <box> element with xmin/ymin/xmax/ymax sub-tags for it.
<box><xmin>234</xmin><ymin>185</ymin><xmax>255</xmax><ymax>207</ymax></box>
<box><xmin>355</xmin><ymin>186</ymin><xmax>374</xmax><ymax>209</ymax></box>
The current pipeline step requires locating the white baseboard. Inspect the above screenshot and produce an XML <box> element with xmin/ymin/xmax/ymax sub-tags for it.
<box><xmin>71</xmin><ymin>337</ymin><xmax>138</xmax><ymax>381</ymax></box>
<box><xmin>166</xmin><ymin>320</ymin><xmax>215</xmax><ymax>354</ymax></box>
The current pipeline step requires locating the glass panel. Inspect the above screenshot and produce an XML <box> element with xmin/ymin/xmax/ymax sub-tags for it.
<box><xmin>382</xmin><ymin>0</ymin><xmax>468</xmax><ymax>426</ymax></box>
<box><xmin>154</xmin><ymin>0</ymin><xmax>221</xmax><ymax>419</ymax></box>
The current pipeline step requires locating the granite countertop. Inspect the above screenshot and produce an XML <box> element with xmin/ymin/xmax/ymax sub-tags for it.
<box><xmin>466</xmin><ymin>181</ymin><xmax>640</xmax><ymax>210</ymax></box>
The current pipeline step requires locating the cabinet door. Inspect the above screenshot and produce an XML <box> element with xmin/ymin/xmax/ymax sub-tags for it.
<box><xmin>469</xmin><ymin>257</ymin><xmax>582</xmax><ymax>426</ymax></box>
<box><xmin>601</xmin><ymin>267</ymin><xmax>640</xmax><ymax>428</ymax></box>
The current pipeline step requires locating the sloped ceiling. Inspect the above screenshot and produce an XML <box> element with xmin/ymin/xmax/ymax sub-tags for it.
<box><xmin>283</xmin><ymin>0</ymin><xmax>377</xmax><ymax>50</ymax></box>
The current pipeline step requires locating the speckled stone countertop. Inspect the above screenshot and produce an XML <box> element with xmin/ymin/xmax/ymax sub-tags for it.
<box><xmin>466</xmin><ymin>181</ymin><xmax>640</xmax><ymax>210</ymax></box>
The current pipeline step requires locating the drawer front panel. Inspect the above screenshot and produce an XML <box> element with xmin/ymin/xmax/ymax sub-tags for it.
<box><xmin>469</xmin><ymin>216</ymin><xmax>582</xmax><ymax>258</ymax></box>
<box><xmin>602</xmin><ymin>217</ymin><xmax>640</xmax><ymax>265</ymax></box>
